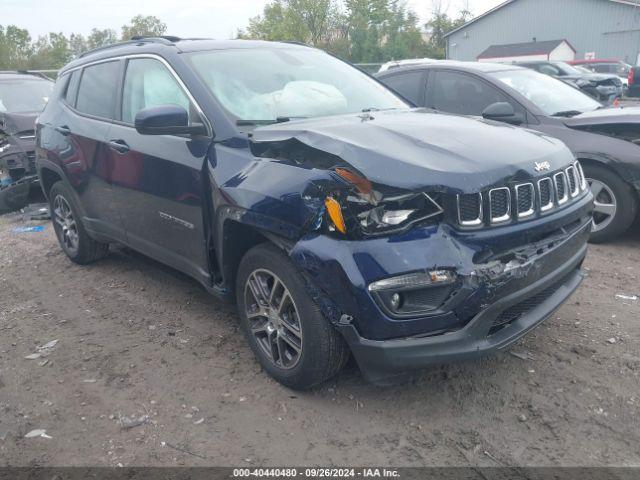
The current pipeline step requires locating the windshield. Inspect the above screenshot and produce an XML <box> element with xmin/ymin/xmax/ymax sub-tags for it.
<box><xmin>0</xmin><ymin>78</ymin><xmax>53</xmax><ymax>113</ymax></box>
<box><xmin>187</xmin><ymin>48</ymin><xmax>407</xmax><ymax>123</ymax></box>
<box><xmin>554</xmin><ymin>62</ymin><xmax>584</xmax><ymax>75</ymax></box>
<box><xmin>489</xmin><ymin>69</ymin><xmax>601</xmax><ymax>116</ymax></box>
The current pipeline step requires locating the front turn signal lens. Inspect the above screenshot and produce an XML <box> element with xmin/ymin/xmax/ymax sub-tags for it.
<box><xmin>325</xmin><ymin>197</ymin><xmax>346</xmax><ymax>234</ymax></box>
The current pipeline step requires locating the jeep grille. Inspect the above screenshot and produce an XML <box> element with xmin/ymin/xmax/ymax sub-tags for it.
<box><xmin>456</xmin><ymin>161</ymin><xmax>588</xmax><ymax>228</ymax></box>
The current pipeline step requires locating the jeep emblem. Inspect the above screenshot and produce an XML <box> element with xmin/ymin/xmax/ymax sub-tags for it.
<box><xmin>534</xmin><ymin>161</ymin><xmax>551</xmax><ymax>172</ymax></box>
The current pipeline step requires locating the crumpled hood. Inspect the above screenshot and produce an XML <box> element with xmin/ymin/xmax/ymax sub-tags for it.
<box><xmin>563</xmin><ymin>106</ymin><xmax>640</xmax><ymax>127</ymax></box>
<box><xmin>250</xmin><ymin>109</ymin><xmax>574</xmax><ymax>192</ymax></box>
<box><xmin>0</xmin><ymin>112</ymin><xmax>38</xmax><ymax>135</ymax></box>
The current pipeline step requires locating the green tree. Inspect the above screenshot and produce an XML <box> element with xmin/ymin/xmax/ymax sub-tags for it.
<box><xmin>243</xmin><ymin>0</ymin><xmax>299</xmax><ymax>41</ymax></box>
<box><xmin>425</xmin><ymin>0</ymin><xmax>473</xmax><ymax>58</ymax></box>
<box><xmin>121</xmin><ymin>15</ymin><xmax>167</xmax><ymax>40</ymax></box>
<box><xmin>69</xmin><ymin>33</ymin><xmax>87</xmax><ymax>58</ymax></box>
<box><xmin>87</xmin><ymin>28</ymin><xmax>118</xmax><ymax>49</ymax></box>
<box><xmin>0</xmin><ymin>25</ymin><xmax>32</xmax><ymax>69</ymax></box>
<box><xmin>381</xmin><ymin>2</ymin><xmax>426</xmax><ymax>62</ymax></box>
<box><xmin>29</xmin><ymin>32</ymin><xmax>71</xmax><ymax>69</ymax></box>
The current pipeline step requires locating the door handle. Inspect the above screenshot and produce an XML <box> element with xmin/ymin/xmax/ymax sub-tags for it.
<box><xmin>108</xmin><ymin>139</ymin><xmax>130</xmax><ymax>154</ymax></box>
<box><xmin>55</xmin><ymin>125</ymin><xmax>71</xmax><ymax>136</ymax></box>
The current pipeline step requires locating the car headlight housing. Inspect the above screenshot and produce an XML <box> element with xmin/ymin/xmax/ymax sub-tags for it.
<box><xmin>324</xmin><ymin>167</ymin><xmax>444</xmax><ymax>237</ymax></box>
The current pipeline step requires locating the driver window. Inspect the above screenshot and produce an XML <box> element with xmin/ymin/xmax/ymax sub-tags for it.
<box><xmin>430</xmin><ymin>70</ymin><xmax>518</xmax><ymax>117</ymax></box>
<box><xmin>122</xmin><ymin>58</ymin><xmax>194</xmax><ymax>124</ymax></box>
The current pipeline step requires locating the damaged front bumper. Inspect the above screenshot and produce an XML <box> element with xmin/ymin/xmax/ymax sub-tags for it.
<box><xmin>290</xmin><ymin>192</ymin><xmax>592</xmax><ymax>384</ymax></box>
<box><xmin>338</xmin><ymin>243</ymin><xmax>585</xmax><ymax>384</ymax></box>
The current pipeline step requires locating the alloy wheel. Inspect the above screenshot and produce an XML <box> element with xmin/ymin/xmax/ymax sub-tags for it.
<box><xmin>53</xmin><ymin>194</ymin><xmax>79</xmax><ymax>255</ymax></box>
<box><xmin>244</xmin><ymin>269</ymin><xmax>303</xmax><ymax>369</ymax></box>
<box><xmin>587</xmin><ymin>178</ymin><xmax>617</xmax><ymax>233</ymax></box>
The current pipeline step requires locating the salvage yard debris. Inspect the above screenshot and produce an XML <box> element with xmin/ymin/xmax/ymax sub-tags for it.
<box><xmin>24</xmin><ymin>429</ymin><xmax>52</xmax><ymax>439</ymax></box>
<box><xmin>118</xmin><ymin>414</ymin><xmax>150</xmax><ymax>429</ymax></box>
<box><xmin>616</xmin><ymin>293</ymin><xmax>638</xmax><ymax>301</ymax></box>
<box><xmin>12</xmin><ymin>225</ymin><xmax>44</xmax><ymax>234</ymax></box>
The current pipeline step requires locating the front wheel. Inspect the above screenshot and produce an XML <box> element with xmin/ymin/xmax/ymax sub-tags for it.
<box><xmin>49</xmin><ymin>181</ymin><xmax>109</xmax><ymax>264</ymax></box>
<box><xmin>583</xmin><ymin>164</ymin><xmax>638</xmax><ymax>243</ymax></box>
<box><xmin>236</xmin><ymin>243</ymin><xmax>349</xmax><ymax>390</ymax></box>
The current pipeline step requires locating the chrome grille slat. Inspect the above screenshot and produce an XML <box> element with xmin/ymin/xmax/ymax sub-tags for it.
<box><xmin>538</xmin><ymin>177</ymin><xmax>554</xmax><ymax>212</ymax></box>
<box><xmin>566</xmin><ymin>166</ymin><xmax>579</xmax><ymax>197</ymax></box>
<box><xmin>489</xmin><ymin>187</ymin><xmax>511</xmax><ymax>223</ymax></box>
<box><xmin>515</xmin><ymin>183</ymin><xmax>535</xmax><ymax>218</ymax></box>
<box><xmin>554</xmin><ymin>172</ymin><xmax>569</xmax><ymax>205</ymax></box>
<box><xmin>457</xmin><ymin>193</ymin><xmax>483</xmax><ymax>226</ymax></box>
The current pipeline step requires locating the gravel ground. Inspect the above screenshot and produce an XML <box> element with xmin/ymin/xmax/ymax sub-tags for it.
<box><xmin>0</xmin><ymin>211</ymin><xmax>639</xmax><ymax>467</ymax></box>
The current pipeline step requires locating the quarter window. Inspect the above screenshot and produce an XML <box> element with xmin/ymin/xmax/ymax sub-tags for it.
<box><xmin>122</xmin><ymin>58</ymin><xmax>191</xmax><ymax>124</ymax></box>
<box><xmin>64</xmin><ymin>70</ymin><xmax>80</xmax><ymax>106</ymax></box>
<box><xmin>75</xmin><ymin>61</ymin><xmax>120</xmax><ymax>119</ymax></box>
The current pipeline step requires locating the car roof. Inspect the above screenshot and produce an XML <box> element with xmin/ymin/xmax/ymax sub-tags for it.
<box><xmin>0</xmin><ymin>71</ymin><xmax>52</xmax><ymax>81</ymax></box>
<box><xmin>377</xmin><ymin>60</ymin><xmax>526</xmax><ymax>75</ymax></box>
<box><xmin>61</xmin><ymin>37</ymin><xmax>313</xmax><ymax>74</ymax></box>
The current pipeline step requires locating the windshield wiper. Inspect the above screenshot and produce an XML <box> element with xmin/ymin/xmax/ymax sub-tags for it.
<box><xmin>236</xmin><ymin>116</ymin><xmax>306</xmax><ymax>126</ymax></box>
<box><xmin>551</xmin><ymin>110</ymin><xmax>583</xmax><ymax>118</ymax></box>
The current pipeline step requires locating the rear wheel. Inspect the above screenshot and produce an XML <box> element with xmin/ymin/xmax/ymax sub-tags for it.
<box><xmin>583</xmin><ymin>164</ymin><xmax>638</xmax><ymax>243</ymax></box>
<box><xmin>49</xmin><ymin>181</ymin><xmax>109</xmax><ymax>264</ymax></box>
<box><xmin>236</xmin><ymin>243</ymin><xmax>349</xmax><ymax>389</ymax></box>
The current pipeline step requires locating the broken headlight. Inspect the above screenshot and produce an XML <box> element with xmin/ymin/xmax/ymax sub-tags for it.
<box><xmin>324</xmin><ymin>167</ymin><xmax>444</xmax><ymax>237</ymax></box>
<box><xmin>356</xmin><ymin>192</ymin><xmax>443</xmax><ymax>235</ymax></box>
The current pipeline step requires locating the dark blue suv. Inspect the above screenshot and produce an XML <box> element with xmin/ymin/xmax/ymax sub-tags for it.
<box><xmin>36</xmin><ymin>37</ymin><xmax>593</xmax><ymax>388</ymax></box>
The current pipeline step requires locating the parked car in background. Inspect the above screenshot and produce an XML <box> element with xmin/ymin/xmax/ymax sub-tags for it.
<box><xmin>37</xmin><ymin>37</ymin><xmax>592</xmax><ymax>388</ymax></box>
<box><xmin>515</xmin><ymin>60</ymin><xmax>624</xmax><ymax>103</ymax></box>
<box><xmin>378</xmin><ymin>58</ymin><xmax>436</xmax><ymax>73</ymax></box>
<box><xmin>0</xmin><ymin>71</ymin><xmax>53</xmax><ymax>213</ymax></box>
<box><xmin>377</xmin><ymin>61</ymin><xmax>640</xmax><ymax>242</ymax></box>
<box><xmin>629</xmin><ymin>66</ymin><xmax>640</xmax><ymax>97</ymax></box>
<box><xmin>568</xmin><ymin>59</ymin><xmax>632</xmax><ymax>88</ymax></box>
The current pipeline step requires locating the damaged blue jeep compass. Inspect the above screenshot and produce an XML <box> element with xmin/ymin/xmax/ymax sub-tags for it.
<box><xmin>36</xmin><ymin>37</ymin><xmax>593</xmax><ymax>388</ymax></box>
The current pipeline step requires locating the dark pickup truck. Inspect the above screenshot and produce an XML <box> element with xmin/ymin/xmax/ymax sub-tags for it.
<box><xmin>36</xmin><ymin>37</ymin><xmax>593</xmax><ymax>389</ymax></box>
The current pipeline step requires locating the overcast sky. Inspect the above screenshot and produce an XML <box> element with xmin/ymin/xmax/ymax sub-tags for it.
<box><xmin>3</xmin><ymin>0</ymin><xmax>505</xmax><ymax>40</ymax></box>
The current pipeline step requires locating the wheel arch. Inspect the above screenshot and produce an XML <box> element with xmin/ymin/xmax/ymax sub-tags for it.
<box><xmin>39</xmin><ymin>167</ymin><xmax>63</xmax><ymax>200</ymax></box>
<box><xmin>218</xmin><ymin>218</ymin><xmax>295</xmax><ymax>297</ymax></box>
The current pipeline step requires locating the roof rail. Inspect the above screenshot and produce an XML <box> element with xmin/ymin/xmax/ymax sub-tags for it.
<box><xmin>130</xmin><ymin>35</ymin><xmax>182</xmax><ymax>42</ymax></box>
<box><xmin>78</xmin><ymin>36</ymin><xmax>180</xmax><ymax>59</ymax></box>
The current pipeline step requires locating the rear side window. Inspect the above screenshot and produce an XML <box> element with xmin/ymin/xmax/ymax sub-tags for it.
<box><xmin>75</xmin><ymin>61</ymin><xmax>120</xmax><ymax>119</ymax></box>
<box><xmin>381</xmin><ymin>71</ymin><xmax>424</xmax><ymax>106</ymax></box>
<box><xmin>64</xmin><ymin>70</ymin><xmax>80</xmax><ymax>106</ymax></box>
<box><xmin>122</xmin><ymin>58</ymin><xmax>191</xmax><ymax>124</ymax></box>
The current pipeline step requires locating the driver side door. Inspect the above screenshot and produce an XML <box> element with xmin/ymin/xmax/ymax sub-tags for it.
<box><xmin>107</xmin><ymin>56</ymin><xmax>212</xmax><ymax>283</ymax></box>
<box><xmin>424</xmin><ymin>69</ymin><xmax>530</xmax><ymax>124</ymax></box>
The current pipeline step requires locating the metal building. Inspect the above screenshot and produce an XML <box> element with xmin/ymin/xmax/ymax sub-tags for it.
<box><xmin>445</xmin><ymin>0</ymin><xmax>640</xmax><ymax>65</ymax></box>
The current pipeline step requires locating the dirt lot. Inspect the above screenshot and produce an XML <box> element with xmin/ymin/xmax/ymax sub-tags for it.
<box><xmin>0</xmin><ymin>211</ymin><xmax>639</xmax><ymax>468</ymax></box>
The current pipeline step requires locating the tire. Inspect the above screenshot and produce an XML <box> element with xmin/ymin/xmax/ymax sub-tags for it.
<box><xmin>582</xmin><ymin>163</ymin><xmax>638</xmax><ymax>243</ymax></box>
<box><xmin>49</xmin><ymin>181</ymin><xmax>109</xmax><ymax>264</ymax></box>
<box><xmin>236</xmin><ymin>243</ymin><xmax>349</xmax><ymax>390</ymax></box>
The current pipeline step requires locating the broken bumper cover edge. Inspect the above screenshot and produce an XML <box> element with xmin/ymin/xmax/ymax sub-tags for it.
<box><xmin>338</xmin><ymin>244</ymin><xmax>587</xmax><ymax>385</ymax></box>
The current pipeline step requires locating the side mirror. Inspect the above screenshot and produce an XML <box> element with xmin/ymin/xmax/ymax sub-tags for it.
<box><xmin>482</xmin><ymin>102</ymin><xmax>524</xmax><ymax>125</ymax></box>
<box><xmin>134</xmin><ymin>105</ymin><xmax>207</xmax><ymax>136</ymax></box>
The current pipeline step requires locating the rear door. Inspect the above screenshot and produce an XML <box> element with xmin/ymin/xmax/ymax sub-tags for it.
<box><xmin>107</xmin><ymin>56</ymin><xmax>211</xmax><ymax>282</ymax></box>
<box><xmin>61</xmin><ymin>59</ymin><xmax>125</xmax><ymax>240</ymax></box>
